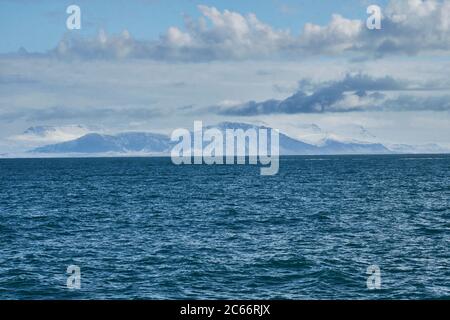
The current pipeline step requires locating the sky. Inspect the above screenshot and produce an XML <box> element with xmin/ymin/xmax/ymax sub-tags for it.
<box><xmin>0</xmin><ymin>0</ymin><xmax>389</xmax><ymax>53</ymax></box>
<box><xmin>0</xmin><ymin>0</ymin><xmax>450</xmax><ymax>153</ymax></box>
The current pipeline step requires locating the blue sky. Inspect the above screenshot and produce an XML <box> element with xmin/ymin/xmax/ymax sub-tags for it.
<box><xmin>0</xmin><ymin>0</ymin><xmax>388</xmax><ymax>53</ymax></box>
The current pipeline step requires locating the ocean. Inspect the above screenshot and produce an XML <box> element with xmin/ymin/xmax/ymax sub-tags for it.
<box><xmin>0</xmin><ymin>155</ymin><xmax>449</xmax><ymax>299</ymax></box>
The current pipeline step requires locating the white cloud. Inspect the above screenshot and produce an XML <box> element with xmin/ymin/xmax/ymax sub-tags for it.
<box><xmin>42</xmin><ymin>1</ymin><xmax>450</xmax><ymax>61</ymax></box>
<box><xmin>300</xmin><ymin>14</ymin><xmax>363</xmax><ymax>54</ymax></box>
<box><xmin>51</xmin><ymin>5</ymin><xmax>293</xmax><ymax>61</ymax></box>
<box><xmin>361</xmin><ymin>0</ymin><xmax>450</xmax><ymax>56</ymax></box>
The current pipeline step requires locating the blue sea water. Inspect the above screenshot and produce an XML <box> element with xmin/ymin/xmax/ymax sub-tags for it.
<box><xmin>0</xmin><ymin>155</ymin><xmax>449</xmax><ymax>300</ymax></box>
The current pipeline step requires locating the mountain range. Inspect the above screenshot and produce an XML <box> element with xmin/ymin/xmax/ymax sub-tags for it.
<box><xmin>0</xmin><ymin>122</ymin><xmax>442</xmax><ymax>156</ymax></box>
<box><xmin>29</xmin><ymin>122</ymin><xmax>392</xmax><ymax>155</ymax></box>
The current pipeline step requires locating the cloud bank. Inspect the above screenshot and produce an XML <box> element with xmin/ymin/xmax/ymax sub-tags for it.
<box><xmin>212</xmin><ymin>73</ymin><xmax>450</xmax><ymax>115</ymax></box>
<box><xmin>39</xmin><ymin>0</ymin><xmax>450</xmax><ymax>61</ymax></box>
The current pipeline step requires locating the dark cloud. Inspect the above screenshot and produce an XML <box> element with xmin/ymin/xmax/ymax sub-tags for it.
<box><xmin>214</xmin><ymin>74</ymin><xmax>409</xmax><ymax>115</ymax></box>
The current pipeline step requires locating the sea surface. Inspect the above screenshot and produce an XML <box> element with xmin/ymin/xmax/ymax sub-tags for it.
<box><xmin>0</xmin><ymin>155</ymin><xmax>449</xmax><ymax>299</ymax></box>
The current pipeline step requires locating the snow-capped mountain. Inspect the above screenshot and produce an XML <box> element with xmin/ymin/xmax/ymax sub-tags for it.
<box><xmin>29</xmin><ymin>122</ymin><xmax>390</xmax><ymax>155</ymax></box>
<box><xmin>33</xmin><ymin>132</ymin><xmax>171</xmax><ymax>154</ymax></box>
<box><xmin>0</xmin><ymin>121</ymin><xmax>442</xmax><ymax>157</ymax></box>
